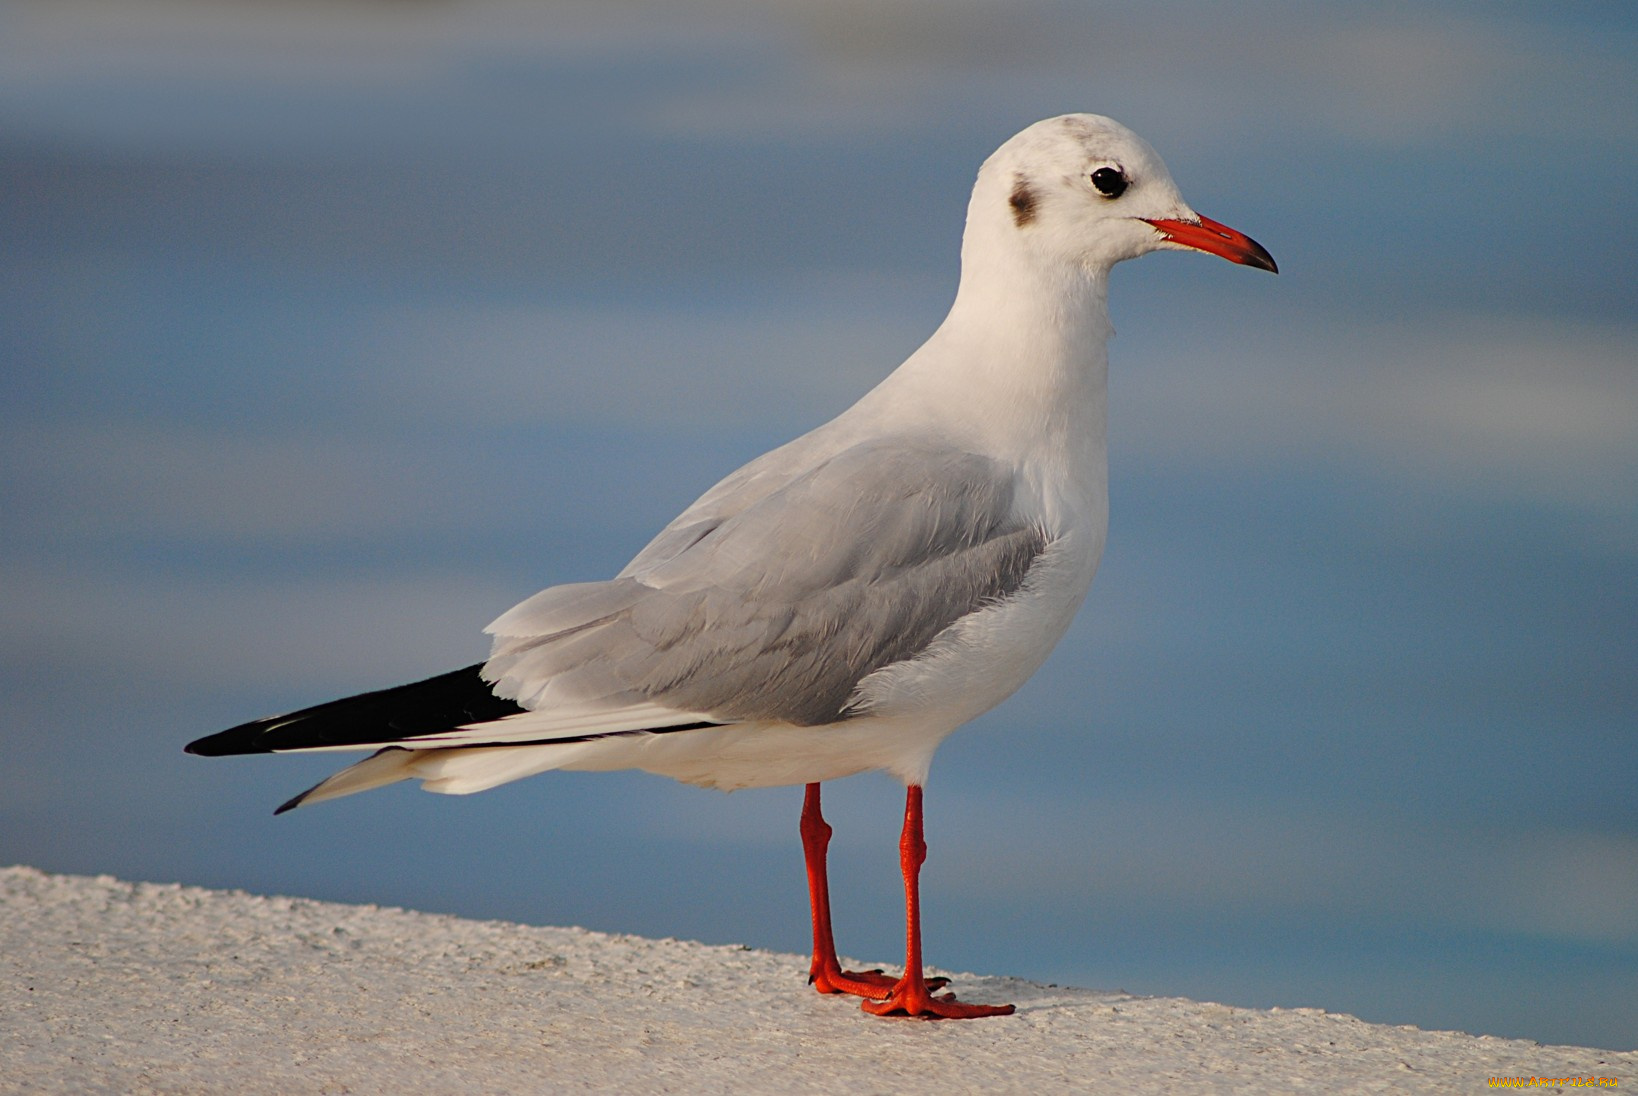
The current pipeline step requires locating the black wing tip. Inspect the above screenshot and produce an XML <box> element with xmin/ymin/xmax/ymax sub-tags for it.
<box><xmin>185</xmin><ymin>720</ymin><xmax>274</xmax><ymax>757</ymax></box>
<box><xmin>184</xmin><ymin>734</ymin><xmax>231</xmax><ymax>757</ymax></box>
<box><xmin>185</xmin><ymin>663</ymin><xmax>517</xmax><ymax>757</ymax></box>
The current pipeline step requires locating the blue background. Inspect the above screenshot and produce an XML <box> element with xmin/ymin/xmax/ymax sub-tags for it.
<box><xmin>2</xmin><ymin>0</ymin><xmax>1634</xmax><ymax>1051</ymax></box>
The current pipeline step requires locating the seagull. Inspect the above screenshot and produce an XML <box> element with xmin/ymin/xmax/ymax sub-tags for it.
<box><xmin>188</xmin><ymin>113</ymin><xmax>1275</xmax><ymax>1019</ymax></box>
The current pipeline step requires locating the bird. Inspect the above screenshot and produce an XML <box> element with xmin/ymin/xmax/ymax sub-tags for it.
<box><xmin>187</xmin><ymin>113</ymin><xmax>1276</xmax><ymax>1020</ymax></box>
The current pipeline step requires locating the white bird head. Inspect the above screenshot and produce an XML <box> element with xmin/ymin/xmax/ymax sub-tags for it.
<box><xmin>968</xmin><ymin>113</ymin><xmax>1277</xmax><ymax>277</ymax></box>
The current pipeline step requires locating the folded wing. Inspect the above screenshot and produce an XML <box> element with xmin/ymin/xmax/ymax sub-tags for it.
<box><xmin>482</xmin><ymin>440</ymin><xmax>1049</xmax><ymax>733</ymax></box>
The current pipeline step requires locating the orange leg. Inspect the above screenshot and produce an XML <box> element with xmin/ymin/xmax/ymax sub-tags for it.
<box><xmin>801</xmin><ymin>783</ymin><xmax>897</xmax><ymax>998</ymax></box>
<box><xmin>861</xmin><ymin>785</ymin><xmax>1015</xmax><ymax>1019</ymax></box>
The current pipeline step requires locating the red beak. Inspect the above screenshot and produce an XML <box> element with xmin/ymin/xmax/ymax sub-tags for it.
<box><xmin>1141</xmin><ymin>214</ymin><xmax>1277</xmax><ymax>273</ymax></box>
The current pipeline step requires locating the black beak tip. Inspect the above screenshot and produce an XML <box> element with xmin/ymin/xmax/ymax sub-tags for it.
<box><xmin>1246</xmin><ymin>238</ymin><xmax>1279</xmax><ymax>275</ymax></box>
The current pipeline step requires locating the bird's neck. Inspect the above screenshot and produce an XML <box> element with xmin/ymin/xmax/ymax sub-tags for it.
<box><xmin>871</xmin><ymin>244</ymin><xmax>1113</xmax><ymax>467</ymax></box>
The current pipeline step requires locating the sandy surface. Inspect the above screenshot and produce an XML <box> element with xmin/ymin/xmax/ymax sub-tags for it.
<box><xmin>3</xmin><ymin>865</ymin><xmax>1629</xmax><ymax>1094</ymax></box>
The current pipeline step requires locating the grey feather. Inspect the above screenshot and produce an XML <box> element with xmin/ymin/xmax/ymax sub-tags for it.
<box><xmin>485</xmin><ymin>439</ymin><xmax>1049</xmax><ymax>726</ymax></box>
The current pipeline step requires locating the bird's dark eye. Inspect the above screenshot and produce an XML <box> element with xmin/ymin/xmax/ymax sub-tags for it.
<box><xmin>1090</xmin><ymin>167</ymin><xmax>1128</xmax><ymax>198</ymax></box>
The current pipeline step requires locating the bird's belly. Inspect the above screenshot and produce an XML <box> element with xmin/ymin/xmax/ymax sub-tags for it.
<box><xmin>560</xmin><ymin>715</ymin><xmax>962</xmax><ymax>791</ymax></box>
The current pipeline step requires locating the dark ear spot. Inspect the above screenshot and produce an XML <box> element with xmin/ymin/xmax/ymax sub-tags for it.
<box><xmin>1008</xmin><ymin>174</ymin><xmax>1037</xmax><ymax>227</ymax></box>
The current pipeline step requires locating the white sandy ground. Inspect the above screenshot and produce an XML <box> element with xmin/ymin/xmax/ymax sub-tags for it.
<box><xmin>2</xmin><ymin>866</ymin><xmax>1630</xmax><ymax>1095</ymax></box>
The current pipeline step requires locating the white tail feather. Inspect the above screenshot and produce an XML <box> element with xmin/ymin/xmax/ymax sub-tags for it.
<box><xmin>408</xmin><ymin>742</ymin><xmax>606</xmax><ymax>795</ymax></box>
<box><xmin>288</xmin><ymin>748</ymin><xmax>419</xmax><ymax>809</ymax></box>
<box><xmin>288</xmin><ymin>740</ymin><xmax>613</xmax><ymax>809</ymax></box>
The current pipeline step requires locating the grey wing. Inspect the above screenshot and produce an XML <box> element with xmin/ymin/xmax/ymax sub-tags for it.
<box><xmin>484</xmin><ymin>440</ymin><xmax>1049</xmax><ymax>727</ymax></box>
<box><xmin>614</xmin><ymin>428</ymin><xmax>826</xmax><ymax>579</ymax></box>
